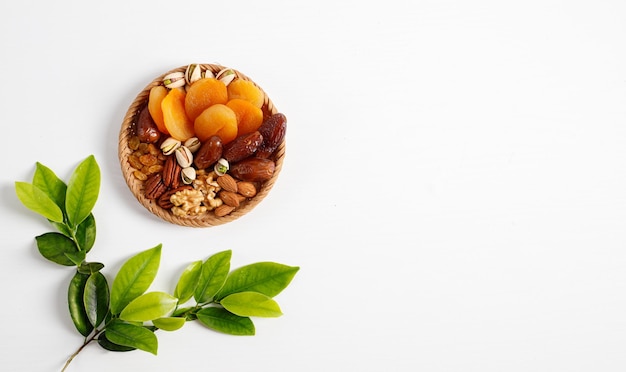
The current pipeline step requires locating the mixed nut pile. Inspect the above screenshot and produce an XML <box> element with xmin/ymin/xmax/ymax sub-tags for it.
<box><xmin>126</xmin><ymin>64</ymin><xmax>286</xmax><ymax>219</ymax></box>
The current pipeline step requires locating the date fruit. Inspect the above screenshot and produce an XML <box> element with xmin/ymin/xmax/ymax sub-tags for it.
<box><xmin>222</xmin><ymin>131</ymin><xmax>263</xmax><ymax>163</ymax></box>
<box><xmin>256</xmin><ymin>113</ymin><xmax>286</xmax><ymax>158</ymax></box>
<box><xmin>194</xmin><ymin>135</ymin><xmax>223</xmax><ymax>169</ymax></box>
<box><xmin>136</xmin><ymin>105</ymin><xmax>161</xmax><ymax>143</ymax></box>
<box><xmin>230</xmin><ymin>158</ymin><xmax>275</xmax><ymax>182</ymax></box>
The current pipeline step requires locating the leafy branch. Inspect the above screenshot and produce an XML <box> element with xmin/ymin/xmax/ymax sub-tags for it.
<box><xmin>15</xmin><ymin>155</ymin><xmax>299</xmax><ymax>371</ymax></box>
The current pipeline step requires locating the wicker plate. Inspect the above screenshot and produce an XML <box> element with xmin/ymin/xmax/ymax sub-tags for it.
<box><xmin>118</xmin><ymin>64</ymin><xmax>285</xmax><ymax>227</ymax></box>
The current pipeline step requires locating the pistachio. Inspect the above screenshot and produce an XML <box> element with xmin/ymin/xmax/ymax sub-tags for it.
<box><xmin>204</xmin><ymin>70</ymin><xmax>215</xmax><ymax>79</ymax></box>
<box><xmin>160</xmin><ymin>137</ymin><xmax>182</xmax><ymax>156</ymax></box>
<box><xmin>181</xmin><ymin>167</ymin><xmax>197</xmax><ymax>184</ymax></box>
<box><xmin>175</xmin><ymin>146</ymin><xmax>193</xmax><ymax>168</ymax></box>
<box><xmin>216</xmin><ymin>68</ymin><xmax>236</xmax><ymax>86</ymax></box>
<box><xmin>185</xmin><ymin>64</ymin><xmax>202</xmax><ymax>85</ymax></box>
<box><xmin>214</xmin><ymin>158</ymin><xmax>229</xmax><ymax>176</ymax></box>
<box><xmin>184</xmin><ymin>137</ymin><xmax>201</xmax><ymax>153</ymax></box>
<box><xmin>163</xmin><ymin>71</ymin><xmax>185</xmax><ymax>89</ymax></box>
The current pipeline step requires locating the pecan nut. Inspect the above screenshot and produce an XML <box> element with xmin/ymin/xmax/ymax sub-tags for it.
<box><xmin>162</xmin><ymin>156</ymin><xmax>182</xmax><ymax>188</ymax></box>
<box><xmin>144</xmin><ymin>173</ymin><xmax>167</xmax><ymax>200</ymax></box>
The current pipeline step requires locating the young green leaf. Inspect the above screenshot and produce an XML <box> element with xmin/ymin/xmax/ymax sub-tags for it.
<box><xmin>65</xmin><ymin>155</ymin><xmax>100</xmax><ymax>227</ymax></box>
<box><xmin>119</xmin><ymin>292</ymin><xmax>178</xmax><ymax>322</ymax></box>
<box><xmin>220</xmin><ymin>292</ymin><xmax>283</xmax><ymax>318</ymax></box>
<box><xmin>75</xmin><ymin>213</ymin><xmax>96</xmax><ymax>252</ymax></box>
<box><xmin>78</xmin><ymin>261</ymin><xmax>105</xmax><ymax>275</ymax></box>
<box><xmin>110</xmin><ymin>245</ymin><xmax>162</xmax><ymax>315</ymax></box>
<box><xmin>194</xmin><ymin>250</ymin><xmax>231</xmax><ymax>304</ymax></box>
<box><xmin>15</xmin><ymin>182</ymin><xmax>64</xmax><ymax>223</ymax></box>
<box><xmin>65</xmin><ymin>250</ymin><xmax>86</xmax><ymax>266</ymax></box>
<box><xmin>97</xmin><ymin>332</ymin><xmax>136</xmax><ymax>352</ymax></box>
<box><xmin>215</xmin><ymin>262</ymin><xmax>299</xmax><ymax>300</ymax></box>
<box><xmin>32</xmin><ymin>162</ymin><xmax>67</xmax><ymax>212</ymax></box>
<box><xmin>35</xmin><ymin>232</ymin><xmax>77</xmax><ymax>266</ymax></box>
<box><xmin>84</xmin><ymin>272</ymin><xmax>110</xmax><ymax>327</ymax></box>
<box><xmin>173</xmin><ymin>260</ymin><xmax>202</xmax><ymax>304</ymax></box>
<box><xmin>68</xmin><ymin>272</ymin><xmax>93</xmax><ymax>337</ymax></box>
<box><xmin>152</xmin><ymin>317</ymin><xmax>186</xmax><ymax>331</ymax></box>
<box><xmin>105</xmin><ymin>320</ymin><xmax>158</xmax><ymax>355</ymax></box>
<box><xmin>196</xmin><ymin>307</ymin><xmax>255</xmax><ymax>336</ymax></box>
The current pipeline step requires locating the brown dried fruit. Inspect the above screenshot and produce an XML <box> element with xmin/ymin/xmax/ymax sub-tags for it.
<box><xmin>237</xmin><ymin>182</ymin><xmax>257</xmax><ymax>197</ymax></box>
<box><xmin>219</xmin><ymin>190</ymin><xmax>240</xmax><ymax>207</ymax></box>
<box><xmin>222</xmin><ymin>131</ymin><xmax>263</xmax><ymax>163</ymax></box>
<box><xmin>216</xmin><ymin>174</ymin><xmax>238</xmax><ymax>193</ymax></box>
<box><xmin>162</xmin><ymin>156</ymin><xmax>182</xmax><ymax>188</ymax></box>
<box><xmin>194</xmin><ymin>135</ymin><xmax>223</xmax><ymax>169</ymax></box>
<box><xmin>144</xmin><ymin>173</ymin><xmax>167</xmax><ymax>199</ymax></box>
<box><xmin>214</xmin><ymin>204</ymin><xmax>235</xmax><ymax>217</ymax></box>
<box><xmin>157</xmin><ymin>185</ymin><xmax>193</xmax><ymax>209</ymax></box>
<box><xmin>128</xmin><ymin>154</ymin><xmax>143</xmax><ymax>169</ymax></box>
<box><xmin>139</xmin><ymin>154</ymin><xmax>158</xmax><ymax>166</ymax></box>
<box><xmin>256</xmin><ymin>113</ymin><xmax>286</xmax><ymax>158</ymax></box>
<box><xmin>230</xmin><ymin>158</ymin><xmax>275</xmax><ymax>182</ymax></box>
<box><xmin>133</xmin><ymin>170</ymin><xmax>148</xmax><ymax>181</ymax></box>
<box><xmin>136</xmin><ymin>105</ymin><xmax>161</xmax><ymax>143</ymax></box>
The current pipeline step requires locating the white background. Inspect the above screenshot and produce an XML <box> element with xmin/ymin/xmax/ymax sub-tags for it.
<box><xmin>2</xmin><ymin>0</ymin><xmax>626</xmax><ymax>371</ymax></box>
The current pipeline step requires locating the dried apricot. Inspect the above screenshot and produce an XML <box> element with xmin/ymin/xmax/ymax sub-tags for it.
<box><xmin>148</xmin><ymin>85</ymin><xmax>168</xmax><ymax>134</ymax></box>
<box><xmin>194</xmin><ymin>104</ymin><xmax>238</xmax><ymax>144</ymax></box>
<box><xmin>184</xmin><ymin>78</ymin><xmax>228</xmax><ymax>122</ymax></box>
<box><xmin>161</xmin><ymin>88</ymin><xmax>195</xmax><ymax>141</ymax></box>
<box><xmin>226</xmin><ymin>99</ymin><xmax>264</xmax><ymax>136</ymax></box>
<box><xmin>227</xmin><ymin>79</ymin><xmax>264</xmax><ymax>108</ymax></box>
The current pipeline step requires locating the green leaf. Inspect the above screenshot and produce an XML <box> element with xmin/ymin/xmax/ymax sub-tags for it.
<box><xmin>152</xmin><ymin>317</ymin><xmax>186</xmax><ymax>331</ymax></box>
<box><xmin>216</xmin><ymin>262</ymin><xmax>299</xmax><ymax>300</ymax></box>
<box><xmin>68</xmin><ymin>271</ymin><xmax>93</xmax><ymax>337</ymax></box>
<box><xmin>65</xmin><ymin>250</ymin><xmax>86</xmax><ymax>266</ymax></box>
<box><xmin>84</xmin><ymin>272</ymin><xmax>110</xmax><ymax>327</ymax></box>
<box><xmin>97</xmin><ymin>332</ymin><xmax>136</xmax><ymax>352</ymax></box>
<box><xmin>173</xmin><ymin>260</ymin><xmax>202</xmax><ymax>304</ymax></box>
<box><xmin>78</xmin><ymin>261</ymin><xmax>105</xmax><ymax>275</ymax></box>
<box><xmin>221</xmin><ymin>292</ymin><xmax>283</xmax><ymax>318</ymax></box>
<box><xmin>35</xmin><ymin>232</ymin><xmax>77</xmax><ymax>266</ymax></box>
<box><xmin>196</xmin><ymin>307</ymin><xmax>255</xmax><ymax>336</ymax></box>
<box><xmin>75</xmin><ymin>213</ymin><xmax>96</xmax><ymax>252</ymax></box>
<box><xmin>194</xmin><ymin>250</ymin><xmax>231</xmax><ymax>304</ymax></box>
<box><xmin>119</xmin><ymin>292</ymin><xmax>178</xmax><ymax>322</ymax></box>
<box><xmin>110</xmin><ymin>245</ymin><xmax>162</xmax><ymax>315</ymax></box>
<box><xmin>105</xmin><ymin>320</ymin><xmax>158</xmax><ymax>355</ymax></box>
<box><xmin>65</xmin><ymin>155</ymin><xmax>100</xmax><ymax>227</ymax></box>
<box><xmin>32</xmin><ymin>162</ymin><xmax>67</xmax><ymax>212</ymax></box>
<box><xmin>15</xmin><ymin>182</ymin><xmax>64</xmax><ymax>222</ymax></box>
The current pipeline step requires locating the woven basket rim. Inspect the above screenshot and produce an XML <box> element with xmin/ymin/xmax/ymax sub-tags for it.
<box><xmin>118</xmin><ymin>64</ymin><xmax>285</xmax><ymax>227</ymax></box>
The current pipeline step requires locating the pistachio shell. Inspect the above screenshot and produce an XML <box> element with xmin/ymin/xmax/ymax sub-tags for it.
<box><xmin>214</xmin><ymin>158</ymin><xmax>229</xmax><ymax>176</ymax></box>
<box><xmin>181</xmin><ymin>167</ymin><xmax>197</xmax><ymax>184</ymax></box>
<box><xmin>175</xmin><ymin>146</ymin><xmax>193</xmax><ymax>168</ymax></box>
<box><xmin>216</xmin><ymin>69</ymin><xmax>236</xmax><ymax>86</ymax></box>
<box><xmin>184</xmin><ymin>137</ymin><xmax>201</xmax><ymax>153</ymax></box>
<box><xmin>163</xmin><ymin>72</ymin><xmax>185</xmax><ymax>89</ymax></box>
<box><xmin>185</xmin><ymin>64</ymin><xmax>202</xmax><ymax>85</ymax></box>
<box><xmin>160</xmin><ymin>137</ymin><xmax>181</xmax><ymax>156</ymax></box>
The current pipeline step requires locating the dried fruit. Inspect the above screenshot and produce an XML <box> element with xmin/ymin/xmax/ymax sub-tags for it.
<box><xmin>226</xmin><ymin>98</ymin><xmax>264</xmax><ymax>136</ymax></box>
<box><xmin>227</xmin><ymin>79</ymin><xmax>264</xmax><ymax>108</ymax></box>
<box><xmin>230</xmin><ymin>158</ymin><xmax>275</xmax><ymax>182</ymax></box>
<box><xmin>194</xmin><ymin>135</ymin><xmax>223</xmax><ymax>169</ymax></box>
<box><xmin>193</xmin><ymin>104</ymin><xmax>238</xmax><ymax>144</ymax></box>
<box><xmin>162</xmin><ymin>88</ymin><xmax>195</xmax><ymax>141</ymax></box>
<box><xmin>136</xmin><ymin>105</ymin><xmax>161</xmax><ymax>143</ymax></box>
<box><xmin>222</xmin><ymin>131</ymin><xmax>263</xmax><ymax>163</ymax></box>
<box><xmin>256</xmin><ymin>113</ymin><xmax>286</xmax><ymax>158</ymax></box>
<box><xmin>148</xmin><ymin>86</ymin><xmax>168</xmax><ymax>134</ymax></box>
<box><xmin>184</xmin><ymin>78</ymin><xmax>228</xmax><ymax>122</ymax></box>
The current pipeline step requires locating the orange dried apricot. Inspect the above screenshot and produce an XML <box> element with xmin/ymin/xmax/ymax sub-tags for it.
<box><xmin>184</xmin><ymin>78</ymin><xmax>228</xmax><ymax>122</ymax></box>
<box><xmin>161</xmin><ymin>88</ymin><xmax>195</xmax><ymax>141</ymax></box>
<box><xmin>226</xmin><ymin>99</ymin><xmax>264</xmax><ymax>136</ymax></box>
<box><xmin>148</xmin><ymin>85</ymin><xmax>168</xmax><ymax>134</ymax></box>
<box><xmin>194</xmin><ymin>104</ymin><xmax>238</xmax><ymax>144</ymax></box>
<box><xmin>227</xmin><ymin>79</ymin><xmax>264</xmax><ymax>108</ymax></box>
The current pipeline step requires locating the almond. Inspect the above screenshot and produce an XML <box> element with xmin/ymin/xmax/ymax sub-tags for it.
<box><xmin>237</xmin><ymin>182</ymin><xmax>257</xmax><ymax>197</ymax></box>
<box><xmin>214</xmin><ymin>204</ymin><xmax>235</xmax><ymax>217</ymax></box>
<box><xmin>217</xmin><ymin>174</ymin><xmax>238</xmax><ymax>193</ymax></box>
<box><xmin>219</xmin><ymin>190</ymin><xmax>240</xmax><ymax>207</ymax></box>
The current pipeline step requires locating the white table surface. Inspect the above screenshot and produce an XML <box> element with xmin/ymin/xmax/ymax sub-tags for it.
<box><xmin>2</xmin><ymin>1</ymin><xmax>626</xmax><ymax>371</ymax></box>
